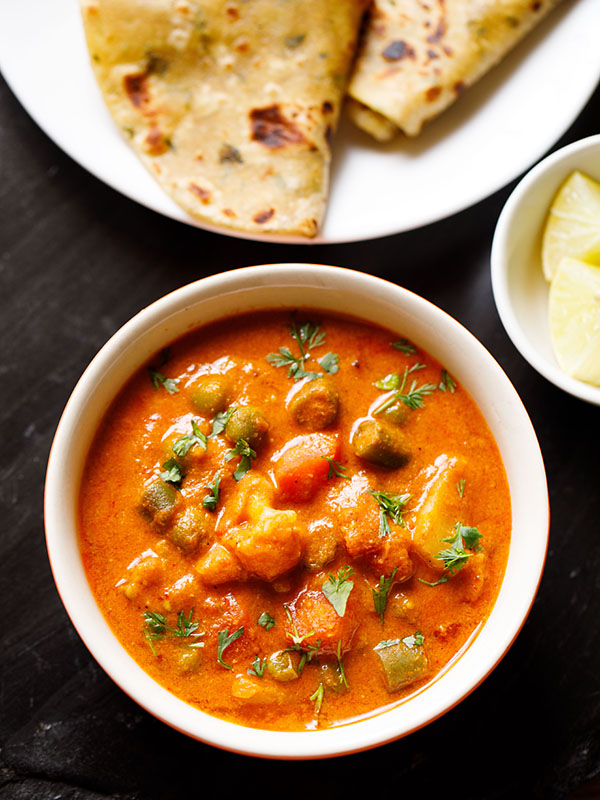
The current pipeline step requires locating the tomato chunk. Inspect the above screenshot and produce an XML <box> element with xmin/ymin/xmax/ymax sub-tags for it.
<box><xmin>272</xmin><ymin>434</ymin><xmax>339</xmax><ymax>502</ymax></box>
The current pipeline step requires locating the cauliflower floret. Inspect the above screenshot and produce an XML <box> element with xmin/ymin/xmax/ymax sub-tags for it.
<box><xmin>226</xmin><ymin>507</ymin><xmax>303</xmax><ymax>581</ymax></box>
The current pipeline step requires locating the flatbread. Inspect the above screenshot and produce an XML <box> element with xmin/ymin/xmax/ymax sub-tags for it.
<box><xmin>80</xmin><ymin>0</ymin><xmax>368</xmax><ymax>237</ymax></box>
<box><xmin>347</xmin><ymin>0</ymin><xmax>562</xmax><ymax>139</ymax></box>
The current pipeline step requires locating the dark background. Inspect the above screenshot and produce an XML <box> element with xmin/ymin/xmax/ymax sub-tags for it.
<box><xmin>1</xmin><ymin>70</ymin><xmax>599</xmax><ymax>799</ymax></box>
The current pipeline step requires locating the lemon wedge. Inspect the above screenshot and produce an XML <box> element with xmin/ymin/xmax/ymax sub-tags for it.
<box><xmin>541</xmin><ymin>170</ymin><xmax>600</xmax><ymax>282</ymax></box>
<box><xmin>548</xmin><ymin>256</ymin><xmax>600</xmax><ymax>385</ymax></box>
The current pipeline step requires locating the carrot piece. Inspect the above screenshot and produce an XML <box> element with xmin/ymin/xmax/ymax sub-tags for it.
<box><xmin>272</xmin><ymin>434</ymin><xmax>339</xmax><ymax>502</ymax></box>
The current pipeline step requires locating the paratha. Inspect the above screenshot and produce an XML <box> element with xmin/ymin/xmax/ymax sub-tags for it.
<box><xmin>346</xmin><ymin>0</ymin><xmax>562</xmax><ymax>140</ymax></box>
<box><xmin>80</xmin><ymin>0</ymin><xmax>368</xmax><ymax>237</ymax></box>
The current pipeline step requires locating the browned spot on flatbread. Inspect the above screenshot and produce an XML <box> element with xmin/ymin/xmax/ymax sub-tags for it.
<box><xmin>426</xmin><ymin>86</ymin><xmax>442</xmax><ymax>102</ymax></box>
<box><xmin>381</xmin><ymin>40</ymin><xmax>415</xmax><ymax>62</ymax></box>
<box><xmin>144</xmin><ymin>127</ymin><xmax>170</xmax><ymax>156</ymax></box>
<box><xmin>322</xmin><ymin>100</ymin><xmax>334</xmax><ymax>114</ymax></box>
<box><xmin>250</xmin><ymin>105</ymin><xmax>305</xmax><ymax>149</ymax></box>
<box><xmin>222</xmin><ymin>208</ymin><xmax>236</xmax><ymax>217</ymax></box>
<box><xmin>123</xmin><ymin>73</ymin><xmax>150</xmax><ymax>108</ymax></box>
<box><xmin>253</xmin><ymin>209</ymin><xmax>275</xmax><ymax>224</ymax></box>
<box><xmin>427</xmin><ymin>18</ymin><xmax>447</xmax><ymax>43</ymax></box>
<box><xmin>188</xmin><ymin>183</ymin><xmax>212</xmax><ymax>203</ymax></box>
<box><xmin>454</xmin><ymin>81</ymin><xmax>465</xmax><ymax>94</ymax></box>
<box><xmin>531</xmin><ymin>1</ymin><xmax>542</xmax><ymax>9</ymax></box>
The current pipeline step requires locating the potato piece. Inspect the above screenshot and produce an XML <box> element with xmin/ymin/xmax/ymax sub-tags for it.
<box><xmin>220</xmin><ymin>473</ymin><xmax>275</xmax><ymax>530</ymax></box>
<box><xmin>289</xmin><ymin>377</ymin><xmax>339</xmax><ymax>429</ymax></box>
<box><xmin>194</xmin><ymin>542</ymin><xmax>247</xmax><ymax>584</ymax></box>
<box><xmin>227</xmin><ymin>508</ymin><xmax>303</xmax><ymax>581</ymax></box>
<box><xmin>231</xmin><ymin>674</ymin><xmax>285</xmax><ymax>704</ymax></box>
<box><xmin>120</xmin><ymin>550</ymin><xmax>163</xmax><ymax>600</ymax></box>
<box><xmin>352</xmin><ymin>419</ymin><xmax>410</xmax><ymax>468</ymax></box>
<box><xmin>409</xmin><ymin>454</ymin><xmax>468</xmax><ymax>570</ymax></box>
<box><xmin>161</xmin><ymin>572</ymin><xmax>199</xmax><ymax>612</ymax></box>
<box><xmin>455</xmin><ymin>552</ymin><xmax>486</xmax><ymax>603</ymax></box>
<box><xmin>374</xmin><ymin>638</ymin><xmax>428</xmax><ymax>692</ymax></box>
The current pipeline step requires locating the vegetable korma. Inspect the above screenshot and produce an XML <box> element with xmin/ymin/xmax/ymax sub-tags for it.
<box><xmin>79</xmin><ymin>310</ymin><xmax>511</xmax><ymax>731</ymax></box>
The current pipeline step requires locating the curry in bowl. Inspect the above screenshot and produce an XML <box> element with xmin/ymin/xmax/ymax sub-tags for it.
<box><xmin>78</xmin><ymin>308</ymin><xmax>510</xmax><ymax>731</ymax></box>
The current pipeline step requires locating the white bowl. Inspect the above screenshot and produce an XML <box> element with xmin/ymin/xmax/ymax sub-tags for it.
<box><xmin>491</xmin><ymin>133</ymin><xmax>600</xmax><ymax>406</ymax></box>
<box><xmin>44</xmin><ymin>263</ymin><xmax>549</xmax><ymax>759</ymax></box>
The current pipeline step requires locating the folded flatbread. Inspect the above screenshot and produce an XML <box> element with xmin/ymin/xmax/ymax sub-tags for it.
<box><xmin>347</xmin><ymin>0</ymin><xmax>562</xmax><ymax>140</ymax></box>
<box><xmin>80</xmin><ymin>0</ymin><xmax>368</xmax><ymax>237</ymax></box>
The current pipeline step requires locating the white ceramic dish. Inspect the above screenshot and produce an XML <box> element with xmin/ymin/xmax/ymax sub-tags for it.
<box><xmin>1</xmin><ymin>0</ymin><xmax>599</xmax><ymax>243</ymax></box>
<box><xmin>491</xmin><ymin>134</ymin><xmax>600</xmax><ymax>407</ymax></box>
<box><xmin>44</xmin><ymin>264</ymin><xmax>549</xmax><ymax>759</ymax></box>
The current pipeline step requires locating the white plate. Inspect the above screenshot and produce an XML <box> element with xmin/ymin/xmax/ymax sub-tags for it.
<box><xmin>1</xmin><ymin>0</ymin><xmax>599</xmax><ymax>244</ymax></box>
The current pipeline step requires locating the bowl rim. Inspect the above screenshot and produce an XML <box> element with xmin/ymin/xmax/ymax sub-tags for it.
<box><xmin>490</xmin><ymin>132</ymin><xmax>600</xmax><ymax>407</ymax></box>
<box><xmin>44</xmin><ymin>263</ymin><xmax>549</xmax><ymax>759</ymax></box>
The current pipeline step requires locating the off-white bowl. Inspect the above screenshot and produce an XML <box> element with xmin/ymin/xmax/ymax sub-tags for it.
<box><xmin>44</xmin><ymin>264</ymin><xmax>549</xmax><ymax>759</ymax></box>
<box><xmin>491</xmin><ymin>133</ymin><xmax>600</xmax><ymax>406</ymax></box>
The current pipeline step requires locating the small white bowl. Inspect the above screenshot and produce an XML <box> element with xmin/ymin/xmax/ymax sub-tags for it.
<box><xmin>44</xmin><ymin>264</ymin><xmax>548</xmax><ymax>759</ymax></box>
<box><xmin>491</xmin><ymin>133</ymin><xmax>600</xmax><ymax>406</ymax></box>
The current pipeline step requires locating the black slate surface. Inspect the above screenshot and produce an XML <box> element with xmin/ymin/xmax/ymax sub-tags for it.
<box><xmin>1</xmin><ymin>71</ymin><xmax>599</xmax><ymax>800</ymax></box>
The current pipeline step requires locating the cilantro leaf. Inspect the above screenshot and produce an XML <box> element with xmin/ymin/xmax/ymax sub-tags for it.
<box><xmin>247</xmin><ymin>656</ymin><xmax>267</xmax><ymax>677</ymax></box>
<box><xmin>208</xmin><ymin>406</ymin><xmax>236</xmax><ymax>438</ymax></box>
<box><xmin>202</xmin><ymin>471</ymin><xmax>221</xmax><ymax>511</ymax></box>
<box><xmin>369</xmin><ymin>490</ymin><xmax>411</xmax><ymax>537</ymax></box>
<box><xmin>322</xmin><ymin>566</ymin><xmax>354</xmax><ymax>617</ymax></box>
<box><xmin>439</xmin><ymin>369</ymin><xmax>457</xmax><ymax>393</ymax></box>
<box><xmin>391</xmin><ymin>339</ymin><xmax>417</xmax><ymax>355</ymax></box>
<box><xmin>172</xmin><ymin>420</ymin><xmax>207</xmax><ymax>457</ymax></box>
<box><xmin>322</xmin><ymin>457</ymin><xmax>350</xmax><ymax>480</ymax></box>
<box><xmin>318</xmin><ymin>352</ymin><xmax>339</xmax><ymax>374</ymax></box>
<box><xmin>257</xmin><ymin>611</ymin><xmax>276</xmax><ymax>630</ymax></box>
<box><xmin>149</xmin><ymin>349</ymin><xmax>180</xmax><ymax>394</ymax></box>
<box><xmin>160</xmin><ymin>458</ymin><xmax>184</xmax><ymax>487</ymax></box>
<box><xmin>217</xmin><ymin>626</ymin><xmax>244</xmax><ymax>669</ymax></box>
<box><xmin>401</xmin><ymin>631</ymin><xmax>425</xmax><ymax>648</ymax></box>
<box><xmin>225</xmin><ymin>438</ymin><xmax>256</xmax><ymax>481</ymax></box>
<box><xmin>372</xmin><ymin>567</ymin><xmax>397</xmax><ymax>622</ymax></box>
<box><xmin>433</xmin><ymin>522</ymin><xmax>483</xmax><ymax>577</ymax></box>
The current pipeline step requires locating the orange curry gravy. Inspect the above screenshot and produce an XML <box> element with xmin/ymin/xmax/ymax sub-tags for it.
<box><xmin>79</xmin><ymin>309</ymin><xmax>511</xmax><ymax>731</ymax></box>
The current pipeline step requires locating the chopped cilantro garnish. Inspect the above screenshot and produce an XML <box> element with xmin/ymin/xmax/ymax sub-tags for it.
<box><xmin>322</xmin><ymin>457</ymin><xmax>350</xmax><ymax>479</ymax></box>
<box><xmin>247</xmin><ymin>656</ymin><xmax>267</xmax><ymax>677</ymax></box>
<box><xmin>225</xmin><ymin>438</ymin><xmax>256</xmax><ymax>481</ymax></box>
<box><xmin>391</xmin><ymin>339</ymin><xmax>417</xmax><ymax>355</ymax></box>
<box><xmin>369</xmin><ymin>490</ymin><xmax>411</xmax><ymax>537</ymax></box>
<box><xmin>372</xmin><ymin>567</ymin><xmax>398</xmax><ymax>622</ymax></box>
<box><xmin>202</xmin><ymin>471</ymin><xmax>221</xmax><ymax>511</ymax></box>
<box><xmin>217</xmin><ymin>626</ymin><xmax>244</xmax><ymax>669</ymax></box>
<box><xmin>172</xmin><ymin>420</ymin><xmax>207</xmax><ymax>457</ymax></box>
<box><xmin>439</xmin><ymin>369</ymin><xmax>457</xmax><ymax>393</ymax></box>
<box><xmin>322</xmin><ymin>567</ymin><xmax>354</xmax><ymax>617</ymax></box>
<box><xmin>257</xmin><ymin>611</ymin><xmax>276</xmax><ymax>631</ymax></box>
<box><xmin>160</xmin><ymin>457</ymin><xmax>184</xmax><ymax>488</ymax></box>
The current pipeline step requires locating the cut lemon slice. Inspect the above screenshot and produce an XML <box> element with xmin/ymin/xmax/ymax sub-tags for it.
<box><xmin>541</xmin><ymin>170</ymin><xmax>600</xmax><ymax>282</ymax></box>
<box><xmin>548</xmin><ymin>257</ymin><xmax>600</xmax><ymax>386</ymax></box>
